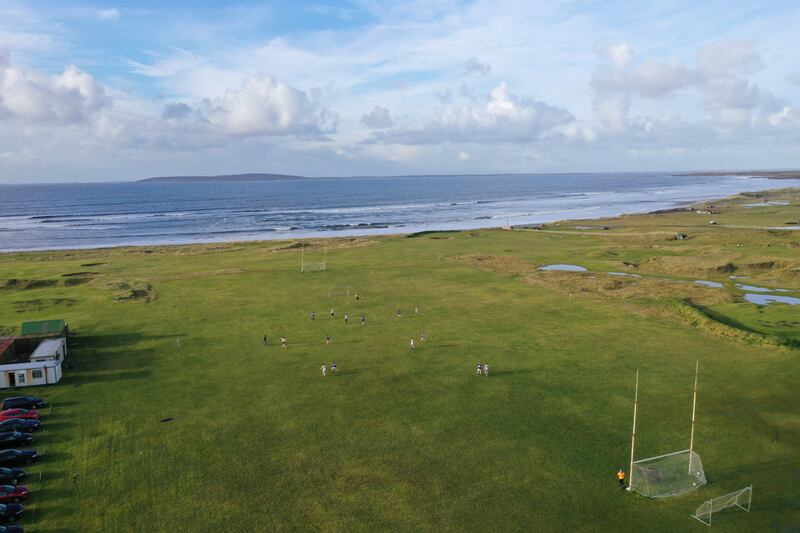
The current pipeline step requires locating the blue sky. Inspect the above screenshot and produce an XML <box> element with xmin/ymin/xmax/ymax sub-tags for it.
<box><xmin>0</xmin><ymin>0</ymin><xmax>798</xmax><ymax>182</ymax></box>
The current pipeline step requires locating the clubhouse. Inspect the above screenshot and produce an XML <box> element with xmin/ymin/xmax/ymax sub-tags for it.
<box><xmin>0</xmin><ymin>320</ymin><xmax>68</xmax><ymax>389</ymax></box>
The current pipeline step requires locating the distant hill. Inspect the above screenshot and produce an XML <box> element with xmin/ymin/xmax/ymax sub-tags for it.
<box><xmin>678</xmin><ymin>170</ymin><xmax>800</xmax><ymax>179</ymax></box>
<box><xmin>141</xmin><ymin>173</ymin><xmax>307</xmax><ymax>183</ymax></box>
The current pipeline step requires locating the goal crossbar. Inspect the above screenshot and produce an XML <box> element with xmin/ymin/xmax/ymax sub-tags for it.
<box><xmin>633</xmin><ymin>449</ymin><xmax>691</xmax><ymax>464</ymax></box>
<box><xmin>692</xmin><ymin>485</ymin><xmax>752</xmax><ymax>526</ymax></box>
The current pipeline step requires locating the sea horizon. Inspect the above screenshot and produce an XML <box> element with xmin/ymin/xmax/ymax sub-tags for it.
<box><xmin>1</xmin><ymin>172</ymin><xmax>799</xmax><ymax>252</ymax></box>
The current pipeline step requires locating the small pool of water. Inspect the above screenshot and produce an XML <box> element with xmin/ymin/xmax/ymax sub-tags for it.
<box><xmin>736</xmin><ymin>284</ymin><xmax>776</xmax><ymax>293</ymax></box>
<box><xmin>743</xmin><ymin>201</ymin><xmax>790</xmax><ymax>208</ymax></box>
<box><xmin>729</xmin><ymin>275</ymin><xmax>750</xmax><ymax>279</ymax></box>
<box><xmin>608</xmin><ymin>272</ymin><xmax>641</xmax><ymax>277</ymax></box>
<box><xmin>745</xmin><ymin>294</ymin><xmax>800</xmax><ymax>305</ymax></box>
<box><xmin>539</xmin><ymin>264</ymin><xmax>587</xmax><ymax>272</ymax></box>
<box><xmin>694</xmin><ymin>280</ymin><xmax>723</xmax><ymax>288</ymax></box>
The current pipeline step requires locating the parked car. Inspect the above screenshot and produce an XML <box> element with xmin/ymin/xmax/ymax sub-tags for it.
<box><xmin>0</xmin><ymin>504</ymin><xmax>22</xmax><ymax>522</ymax></box>
<box><xmin>0</xmin><ymin>411</ymin><xmax>39</xmax><ymax>422</ymax></box>
<box><xmin>0</xmin><ymin>470</ymin><xmax>24</xmax><ymax>486</ymax></box>
<box><xmin>0</xmin><ymin>421</ymin><xmax>39</xmax><ymax>434</ymax></box>
<box><xmin>0</xmin><ymin>398</ymin><xmax>45</xmax><ymax>411</ymax></box>
<box><xmin>0</xmin><ymin>451</ymin><xmax>38</xmax><ymax>467</ymax></box>
<box><xmin>0</xmin><ymin>525</ymin><xmax>23</xmax><ymax>533</ymax></box>
<box><xmin>0</xmin><ymin>487</ymin><xmax>27</xmax><ymax>504</ymax></box>
<box><xmin>0</xmin><ymin>435</ymin><xmax>32</xmax><ymax>448</ymax></box>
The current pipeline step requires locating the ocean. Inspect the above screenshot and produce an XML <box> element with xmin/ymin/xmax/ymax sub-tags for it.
<box><xmin>1</xmin><ymin>173</ymin><xmax>798</xmax><ymax>252</ymax></box>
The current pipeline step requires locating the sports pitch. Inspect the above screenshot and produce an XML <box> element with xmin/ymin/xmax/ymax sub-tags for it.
<box><xmin>0</xmin><ymin>189</ymin><xmax>798</xmax><ymax>530</ymax></box>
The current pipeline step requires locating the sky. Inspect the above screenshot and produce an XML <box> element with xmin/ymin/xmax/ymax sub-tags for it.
<box><xmin>0</xmin><ymin>0</ymin><xmax>799</xmax><ymax>183</ymax></box>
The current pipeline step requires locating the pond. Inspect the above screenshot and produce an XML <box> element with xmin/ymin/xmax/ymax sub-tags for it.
<box><xmin>538</xmin><ymin>264</ymin><xmax>587</xmax><ymax>272</ymax></box>
<box><xmin>608</xmin><ymin>272</ymin><xmax>641</xmax><ymax>277</ymax></box>
<box><xmin>744</xmin><ymin>294</ymin><xmax>800</xmax><ymax>305</ymax></box>
<box><xmin>736</xmin><ymin>284</ymin><xmax>775</xmax><ymax>293</ymax></box>
<box><xmin>694</xmin><ymin>280</ymin><xmax>723</xmax><ymax>288</ymax></box>
<box><xmin>742</xmin><ymin>201</ymin><xmax>790</xmax><ymax>208</ymax></box>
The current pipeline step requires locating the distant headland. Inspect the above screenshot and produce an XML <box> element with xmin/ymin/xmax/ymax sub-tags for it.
<box><xmin>140</xmin><ymin>173</ymin><xmax>306</xmax><ymax>183</ymax></box>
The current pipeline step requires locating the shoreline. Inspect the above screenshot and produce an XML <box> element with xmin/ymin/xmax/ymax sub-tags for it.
<box><xmin>1</xmin><ymin>186</ymin><xmax>796</xmax><ymax>255</ymax></box>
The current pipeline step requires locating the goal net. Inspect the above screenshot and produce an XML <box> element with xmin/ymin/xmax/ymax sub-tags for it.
<box><xmin>630</xmin><ymin>449</ymin><xmax>706</xmax><ymax>498</ymax></box>
<box><xmin>328</xmin><ymin>286</ymin><xmax>352</xmax><ymax>297</ymax></box>
<box><xmin>692</xmin><ymin>485</ymin><xmax>752</xmax><ymax>525</ymax></box>
<box><xmin>301</xmin><ymin>262</ymin><xmax>326</xmax><ymax>272</ymax></box>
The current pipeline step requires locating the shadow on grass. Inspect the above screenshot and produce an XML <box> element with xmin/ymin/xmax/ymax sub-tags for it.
<box><xmin>40</xmin><ymin>451</ymin><xmax>71</xmax><ymax>463</ymax></box>
<box><xmin>334</xmin><ymin>368</ymin><xmax>372</xmax><ymax>376</ymax></box>
<box><xmin>47</xmin><ymin>401</ymin><xmax>80</xmax><ymax>408</ymax></box>
<box><xmin>40</xmin><ymin>470</ymin><xmax>69</xmax><ymax>482</ymax></box>
<box><xmin>708</xmin><ymin>458</ymin><xmax>799</xmax><ymax>485</ymax></box>
<box><xmin>59</xmin><ymin>331</ymin><xmax>171</xmax><ymax>386</ymax></box>
<box><xmin>32</xmin><ymin>486</ymin><xmax>73</xmax><ymax>500</ymax></box>
<box><xmin>487</xmin><ymin>369</ymin><xmax>535</xmax><ymax>376</ymax></box>
<box><xmin>34</xmin><ymin>433</ymin><xmax>70</xmax><ymax>445</ymax></box>
<box><xmin>40</xmin><ymin>422</ymin><xmax>73</xmax><ymax>432</ymax></box>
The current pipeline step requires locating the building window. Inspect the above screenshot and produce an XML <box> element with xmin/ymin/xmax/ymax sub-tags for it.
<box><xmin>17</xmin><ymin>373</ymin><xmax>25</xmax><ymax>384</ymax></box>
<box><xmin>32</xmin><ymin>370</ymin><xmax>43</xmax><ymax>379</ymax></box>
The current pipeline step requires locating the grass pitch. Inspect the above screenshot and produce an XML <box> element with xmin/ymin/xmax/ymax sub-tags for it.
<box><xmin>0</xmin><ymin>189</ymin><xmax>799</xmax><ymax>531</ymax></box>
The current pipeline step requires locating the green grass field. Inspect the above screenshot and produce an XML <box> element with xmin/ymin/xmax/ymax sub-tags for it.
<box><xmin>0</xmin><ymin>189</ymin><xmax>799</xmax><ymax>531</ymax></box>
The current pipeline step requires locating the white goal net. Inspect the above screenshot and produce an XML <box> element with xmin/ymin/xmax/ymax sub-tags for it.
<box><xmin>301</xmin><ymin>262</ymin><xmax>326</xmax><ymax>272</ymax></box>
<box><xmin>630</xmin><ymin>449</ymin><xmax>706</xmax><ymax>498</ymax></box>
<box><xmin>692</xmin><ymin>485</ymin><xmax>752</xmax><ymax>525</ymax></box>
<box><xmin>328</xmin><ymin>286</ymin><xmax>352</xmax><ymax>297</ymax></box>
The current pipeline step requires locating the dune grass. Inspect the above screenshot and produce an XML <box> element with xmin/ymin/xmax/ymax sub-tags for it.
<box><xmin>0</xmin><ymin>190</ymin><xmax>798</xmax><ymax>531</ymax></box>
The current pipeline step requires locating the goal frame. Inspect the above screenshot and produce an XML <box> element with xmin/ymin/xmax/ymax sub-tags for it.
<box><xmin>692</xmin><ymin>485</ymin><xmax>752</xmax><ymax>526</ymax></box>
<box><xmin>300</xmin><ymin>243</ymin><xmax>327</xmax><ymax>273</ymax></box>
<box><xmin>627</xmin><ymin>361</ymin><xmax>703</xmax><ymax>497</ymax></box>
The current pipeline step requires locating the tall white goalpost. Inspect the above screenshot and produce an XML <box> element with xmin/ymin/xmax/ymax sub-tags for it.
<box><xmin>628</xmin><ymin>361</ymin><xmax>707</xmax><ymax>498</ymax></box>
<box><xmin>300</xmin><ymin>243</ymin><xmax>327</xmax><ymax>273</ymax></box>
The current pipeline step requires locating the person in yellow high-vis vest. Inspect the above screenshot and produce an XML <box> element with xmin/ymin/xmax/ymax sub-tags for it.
<box><xmin>617</xmin><ymin>469</ymin><xmax>626</xmax><ymax>489</ymax></box>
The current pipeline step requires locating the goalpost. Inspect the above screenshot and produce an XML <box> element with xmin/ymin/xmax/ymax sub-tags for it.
<box><xmin>328</xmin><ymin>286</ymin><xmax>352</xmax><ymax>298</ymax></box>
<box><xmin>628</xmin><ymin>361</ymin><xmax>707</xmax><ymax>498</ymax></box>
<box><xmin>300</xmin><ymin>243</ymin><xmax>326</xmax><ymax>273</ymax></box>
<box><xmin>692</xmin><ymin>485</ymin><xmax>752</xmax><ymax>525</ymax></box>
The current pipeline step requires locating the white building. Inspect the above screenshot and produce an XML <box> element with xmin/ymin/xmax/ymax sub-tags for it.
<box><xmin>0</xmin><ymin>337</ymin><xmax>66</xmax><ymax>389</ymax></box>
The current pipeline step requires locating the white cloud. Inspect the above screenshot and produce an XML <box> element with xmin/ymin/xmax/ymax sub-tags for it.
<box><xmin>372</xmin><ymin>82</ymin><xmax>573</xmax><ymax>144</ymax></box>
<box><xmin>0</xmin><ymin>50</ymin><xmax>110</xmax><ymax>123</ymax></box>
<box><xmin>97</xmin><ymin>8</ymin><xmax>120</xmax><ymax>21</ymax></box>
<box><xmin>458</xmin><ymin>150</ymin><xmax>472</xmax><ymax>160</ymax></box>
<box><xmin>199</xmin><ymin>75</ymin><xmax>337</xmax><ymax>137</ymax></box>
<box><xmin>592</xmin><ymin>40</ymin><xmax>794</xmax><ymax>131</ymax></box>
<box><xmin>361</xmin><ymin>105</ymin><xmax>395</xmax><ymax>129</ymax></box>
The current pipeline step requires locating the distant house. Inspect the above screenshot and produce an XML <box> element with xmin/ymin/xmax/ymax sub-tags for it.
<box><xmin>0</xmin><ymin>320</ymin><xmax>68</xmax><ymax>389</ymax></box>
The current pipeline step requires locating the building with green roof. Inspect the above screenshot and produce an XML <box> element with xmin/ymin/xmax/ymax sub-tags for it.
<box><xmin>20</xmin><ymin>319</ymin><xmax>68</xmax><ymax>337</ymax></box>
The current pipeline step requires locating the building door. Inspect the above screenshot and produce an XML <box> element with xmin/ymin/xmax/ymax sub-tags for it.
<box><xmin>7</xmin><ymin>373</ymin><xmax>15</xmax><ymax>387</ymax></box>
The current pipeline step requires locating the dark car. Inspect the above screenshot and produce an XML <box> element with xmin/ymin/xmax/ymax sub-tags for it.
<box><xmin>0</xmin><ymin>435</ymin><xmax>32</xmax><ymax>448</ymax></box>
<box><xmin>0</xmin><ymin>487</ymin><xmax>27</xmax><ymax>504</ymax></box>
<box><xmin>0</xmin><ymin>470</ymin><xmax>24</xmax><ymax>486</ymax></box>
<box><xmin>0</xmin><ymin>398</ymin><xmax>45</xmax><ymax>411</ymax></box>
<box><xmin>0</xmin><ymin>525</ymin><xmax>23</xmax><ymax>533</ymax></box>
<box><xmin>0</xmin><ymin>504</ymin><xmax>22</xmax><ymax>522</ymax></box>
<box><xmin>0</xmin><ymin>421</ymin><xmax>39</xmax><ymax>434</ymax></box>
<box><xmin>0</xmin><ymin>451</ymin><xmax>37</xmax><ymax>468</ymax></box>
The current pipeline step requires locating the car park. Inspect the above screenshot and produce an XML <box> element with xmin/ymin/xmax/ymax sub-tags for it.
<box><xmin>0</xmin><ymin>398</ymin><xmax>45</xmax><ymax>411</ymax></box>
<box><xmin>0</xmin><ymin>451</ymin><xmax>38</xmax><ymax>468</ymax></box>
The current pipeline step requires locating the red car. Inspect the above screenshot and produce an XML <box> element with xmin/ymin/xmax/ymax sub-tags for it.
<box><xmin>0</xmin><ymin>486</ymin><xmax>27</xmax><ymax>503</ymax></box>
<box><xmin>0</xmin><ymin>411</ymin><xmax>39</xmax><ymax>422</ymax></box>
